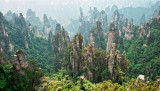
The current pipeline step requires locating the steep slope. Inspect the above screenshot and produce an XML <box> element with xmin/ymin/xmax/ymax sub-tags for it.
<box><xmin>0</xmin><ymin>11</ymin><xmax>53</xmax><ymax>73</ymax></box>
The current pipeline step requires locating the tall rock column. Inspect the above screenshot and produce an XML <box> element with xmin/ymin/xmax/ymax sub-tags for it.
<box><xmin>52</xmin><ymin>26</ymin><xmax>70</xmax><ymax>72</ymax></box>
<box><xmin>12</xmin><ymin>50</ymin><xmax>28</xmax><ymax>75</ymax></box>
<box><xmin>83</xmin><ymin>42</ymin><xmax>95</xmax><ymax>81</ymax></box>
<box><xmin>90</xmin><ymin>21</ymin><xmax>106</xmax><ymax>50</ymax></box>
<box><xmin>71</xmin><ymin>33</ymin><xmax>83</xmax><ymax>73</ymax></box>
<box><xmin>124</xmin><ymin>19</ymin><xmax>135</xmax><ymax>40</ymax></box>
<box><xmin>107</xmin><ymin>23</ymin><xmax>117</xmax><ymax>52</ymax></box>
<box><xmin>108</xmin><ymin>43</ymin><xmax>116</xmax><ymax>77</ymax></box>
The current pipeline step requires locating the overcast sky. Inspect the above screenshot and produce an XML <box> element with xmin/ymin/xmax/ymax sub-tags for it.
<box><xmin>0</xmin><ymin>0</ymin><xmax>159</xmax><ymax>25</ymax></box>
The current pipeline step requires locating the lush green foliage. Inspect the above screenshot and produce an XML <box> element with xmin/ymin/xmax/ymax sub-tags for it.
<box><xmin>0</xmin><ymin>61</ymin><xmax>43</xmax><ymax>90</ymax></box>
<box><xmin>40</xmin><ymin>68</ymin><xmax>159</xmax><ymax>91</ymax></box>
<box><xmin>120</xmin><ymin>28</ymin><xmax>160</xmax><ymax>80</ymax></box>
<box><xmin>0</xmin><ymin>12</ymin><xmax>53</xmax><ymax>74</ymax></box>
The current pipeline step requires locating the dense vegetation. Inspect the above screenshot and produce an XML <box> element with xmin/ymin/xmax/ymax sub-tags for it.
<box><xmin>0</xmin><ymin>3</ymin><xmax>160</xmax><ymax>90</ymax></box>
<box><xmin>0</xmin><ymin>55</ymin><xmax>43</xmax><ymax>90</ymax></box>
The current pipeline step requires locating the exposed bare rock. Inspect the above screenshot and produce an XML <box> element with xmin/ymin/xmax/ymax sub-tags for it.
<box><xmin>65</xmin><ymin>34</ymin><xmax>129</xmax><ymax>82</ymax></box>
<box><xmin>143</xmin><ymin>44</ymin><xmax>147</xmax><ymax>47</ymax></box>
<box><xmin>0</xmin><ymin>40</ymin><xmax>5</xmax><ymax>48</ymax></box>
<box><xmin>25</xmin><ymin>42</ymin><xmax>29</xmax><ymax>49</ymax></box>
<box><xmin>83</xmin><ymin>42</ymin><xmax>95</xmax><ymax>80</ymax></box>
<box><xmin>138</xmin><ymin>25</ymin><xmax>150</xmax><ymax>38</ymax></box>
<box><xmin>55</xmin><ymin>24</ymin><xmax>61</xmax><ymax>34</ymax></box>
<box><xmin>135</xmin><ymin>75</ymin><xmax>145</xmax><ymax>86</ymax></box>
<box><xmin>53</xmin><ymin>27</ymin><xmax>70</xmax><ymax>54</ymax></box>
<box><xmin>108</xmin><ymin>43</ymin><xmax>116</xmax><ymax>76</ymax></box>
<box><xmin>43</xmin><ymin>14</ymin><xmax>51</xmax><ymax>36</ymax></box>
<box><xmin>90</xmin><ymin>21</ymin><xmax>105</xmax><ymax>50</ymax></box>
<box><xmin>0</xmin><ymin>54</ymin><xmax>6</xmax><ymax>65</ymax></box>
<box><xmin>9</xmin><ymin>43</ymin><xmax>14</xmax><ymax>51</ymax></box>
<box><xmin>70</xmin><ymin>33</ymin><xmax>83</xmax><ymax>73</ymax></box>
<box><xmin>53</xmin><ymin>26</ymin><xmax>70</xmax><ymax>72</ymax></box>
<box><xmin>110</xmin><ymin>10</ymin><xmax>120</xmax><ymax>28</ymax></box>
<box><xmin>28</xmin><ymin>25</ymin><xmax>39</xmax><ymax>35</ymax></box>
<box><xmin>2</xmin><ymin>24</ymin><xmax>8</xmax><ymax>37</ymax></box>
<box><xmin>124</xmin><ymin>19</ymin><xmax>135</xmax><ymax>40</ymax></box>
<box><xmin>12</xmin><ymin>50</ymin><xmax>28</xmax><ymax>75</ymax></box>
<box><xmin>107</xmin><ymin>23</ymin><xmax>117</xmax><ymax>52</ymax></box>
<box><xmin>0</xmin><ymin>48</ymin><xmax>3</xmax><ymax>53</ymax></box>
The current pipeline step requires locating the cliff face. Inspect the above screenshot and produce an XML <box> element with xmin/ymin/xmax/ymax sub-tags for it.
<box><xmin>48</xmin><ymin>31</ymin><xmax>53</xmax><ymax>53</ymax></box>
<box><xmin>52</xmin><ymin>26</ymin><xmax>70</xmax><ymax>72</ymax></box>
<box><xmin>71</xmin><ymin>33</ymin><xmax>83</xmax><ymax>73</ymax></box>
<box><xmin>83</xmin><ymin>43</ymin><xmax>95</xmax><ymax>81</ymax></box>
<box><xmin>11</xmin><ymin>50</ymin><xmax>43</xmax><ymax>89</ymax></box>
<box><xmin>26</xmin><ymin>9</ymin><xmax>42</xmax><ymax>34</ymax></box>
<box><xmin>53</xmin><ymin>27</ymin><xmax>70</xmax><ymax>54</ymax></box>
<box><xmin>0</xmin><ymin>12</ymin><xmax>14</xmax><ymax>53</ymax></box>
<box><xmin>124</xmin><ymin>19</ymin><xmax>135</xmax><ymax>40</ymax></box>
<box><xmin>110</xmin><ymin>10</ymin><xmax>120</xmax><ymax>28</ymax></box>
<box><xmin>138</xmin><ymin>25</ymin><xmax>150</xmax><ymax>39</ymax></box>
<box><xmin>13</xmin><ymin>50</ymin><xmax>29</xmax><ymax>75</ymax></box>
<box><xmin>26</xmin><ymin>9</ymin><xmax>58</xmax><ymax>36</ymax></box>
<box><xmin>110</xmin><ymin>10</ymin><xmax>135</xmax><ymax>40</ymax></box>
<box><xmin>90</xmin><ymin>21</ymin><xmax>106</xmax><ymax>50</ymax></box>
<box><xmin>55</xmin><ymin>24</ymin><xmax>61</xmax><ymax>34</ymax></box>
<box><xmin>43</xmin><ymin>14</ymin><xmax>51</xmax><ymax>36</ymax></box>
<box><xmin>108</xmin><ymin>43</ymin><xmax>116</xmax><ymax>77</ymax></box>
<box><xmin>106</xmin><ymin>23</ymin><xmax>118</xmax><ymax>52</ymax></box>
<box><xmin>78</xmin><ymin>7</ymin><xmax>108</xmax><ymax>45</ymax></box>
<box><xmin>64</xmin><ymin>34</ymin><xmax>129</xmax><ymax>82</ymax></box>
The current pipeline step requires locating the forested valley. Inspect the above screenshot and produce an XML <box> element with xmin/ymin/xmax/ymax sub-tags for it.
<box><xmin>0</xmin><ymin>1</ymin><xmax>160</xmax><ymax>91</ymax></box>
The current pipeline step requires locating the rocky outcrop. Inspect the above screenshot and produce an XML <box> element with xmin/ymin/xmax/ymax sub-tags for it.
<box><xmin>0</xmin><ymin>53</ymin><xmax>10</xmax><ymax>65</ymax></box>
<box><xmin>49</xmin><ymin>17</ymin><xmax>58</xmax><ymax>35</ymax></box>
<box><xmin>48</xmin><ymin>31</ymin><xmax>53</xmax><ymax>53</ymax></box>
<box><xmin>78</xmin><ymin>7</ymin><xmax>108</xmax><ymax>45</ymax></box>
<box><xmin>28</xmin><ymin>24</ymin><xmax>39</xmax><ymax>35</ymax></box>
<box><xmin>83</xmin><ymin>43</ymin><xmax>95</xmax><ymax>81</ymax></box>
<box><xmin>70</xmin><ymin>33</ymin><xmax>83</xmax><ymax>73</ymax></box>
<box><xmin>53</xmin><ymin>27</ymin><xmax>70</xmax><ymax>54</ymax></box>
<box><xmin>25</xmin><ymin>42</ymin><xmax>29</xmax><ymax>49</ymax></box>
<box><xmin>108</xmin><ymin>43</ymin><xmax>116</xmax><ymax>76</ymax></box>
<box><xmin>9</xmin><ymin>43</ymin><xmax>14</xmax><ymax>52</ymax></box>
<box><xmin>135</xmin><ymin>75</ymin><xmax>145</xmax><ymax>86</ymax></box>
<box><xmin>107</xmin><ymin>23</ymin><xmax>118</xmax><ymax>52</ymax></box>
<box><xmin>14</xmin><ymin>13</ymin><xmax>27</xmax><ymax>27</ymax></box>
<box><xmin>110</xmin><ymin>10</ymin><xmax>120</xmax><ymax>28</ymax></box>
<box><xmin>109</xmin><ymin>10</ymin><xmax>136</xmax><ymax>40</ymax></box>
<box><xmin>138</xmin><ymin>25</ymin><xmax>150</xmax><ymax>38</ymax></box>
<box><xmin>12</xmin><ymin>50</ymin><xmax>43</xmax><ymax>89</ymax></box>
<box><xmin>65</xmin><ymin>33</ymin><xmax>129</xmax><ymax>82</ymax></box>
<box><xmin>12</xmin><ymin>50</ymin><xmax>29</xmax><ymax>75</ymax></box>
<box><xmin>124</xmin><ymin>19</ymin><xmax>135</xmax><ymax>40</ymax></box>
<box><xmin>52</xmin><ymin>26</ymin><xmax>70</xmax><ymax>72</ymax></box>
<box><xmin>55</xmin><ymin>24</ymin><xmax>61</xmax><ymax>34</ymax></box>
<box><xmin>26</xmin><ymin>9</ymin><xmax>42</xmax><ymax>35</ymax></box>
<box><xmin>0</xmin><ymin>12</ymin><xmax>10</xmax><ymax>53</ymax></box>
<box><xmin>43</xmin><ymin>14</ymin><xmax>51</xmax><ymax>36</ymax></box>
<box><xmin>90</xmin><ymin>21</ymin><xmax>105</xmax><ymax>50</ymax></box>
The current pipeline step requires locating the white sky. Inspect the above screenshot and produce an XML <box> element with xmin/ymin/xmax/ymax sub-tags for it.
<box><xmin>0</xmin><ymin>0</ymin><xmax>159</xmax><ymax>25</ymax></box>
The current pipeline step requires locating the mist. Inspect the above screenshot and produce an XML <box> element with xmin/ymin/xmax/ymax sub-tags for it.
<box><xmin>0</xmin><ymin>0</ymin><xmax>159</xmax><ymax>25</ymax></box>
